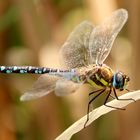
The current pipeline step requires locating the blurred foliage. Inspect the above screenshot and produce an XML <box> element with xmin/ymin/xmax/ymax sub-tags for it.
<box><xmin>0</xmin><ymin>6</ymin><xmax>17</xmax><ymax>31</ymax></box>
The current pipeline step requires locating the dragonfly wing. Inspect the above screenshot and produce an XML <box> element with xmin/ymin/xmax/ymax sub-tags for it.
<box><xmin>55</xmin><ymin>79</ymin><xmax>82</xmax><ymax>96</ymax></box>
<box><xmin>89</xmin><ymin>9</ymin><xmax>128</xmax><ymax>64</ymax></box>
<box><xmin>59</xmin><ymin>21</ymin><xmax>94</xmax><ymax>69</ymax></box>
<box><xmin>20</xmin><ymin>75</ymin><xmax>60</xmax><ymax>101</ymax></box>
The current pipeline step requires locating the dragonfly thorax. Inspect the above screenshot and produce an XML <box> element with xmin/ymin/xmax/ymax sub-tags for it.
<box><xmin>77</xmin><ymin>64</ymin><xmax>113</xmax><ymax>88</ymax></box>
<box><xmin>113</xmin><ymin>71</ymin><xmax>130</xmax><ymax>91</ymax></box>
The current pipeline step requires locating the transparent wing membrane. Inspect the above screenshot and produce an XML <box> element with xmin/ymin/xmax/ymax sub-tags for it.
<box><xmin>60</xmin><ymin>9</ymin><xmax>128</xmax><ymax>68</ymax></box>
<box><xmin>55</xmin><ymin>79</ymin><xmax>82</xmax><ymax>96</ymax></box>
<box><xmin>59</xmin><ymin>21</ymin><xmax>94</xmax><ymax>69</ymax></box>
<box><xmin>89</xmin><ymin>9</ymin><xmax>128</xmax><ymax>64</ymax></box>
<box><xmin>20</xmin><ymin>75</ymin><xmax>60</xmax><ymax>101</ymax></box>
<box><xmin>20</xmin><ymin>74</ymin><xmax>82</xmax><ymax>101</ymax></box>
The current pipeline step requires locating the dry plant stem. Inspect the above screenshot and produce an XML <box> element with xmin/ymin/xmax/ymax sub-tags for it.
<box><xmin>55</xmin><ymin>90</ymin><xmax>140</xmax><ymax>140</ymax></box>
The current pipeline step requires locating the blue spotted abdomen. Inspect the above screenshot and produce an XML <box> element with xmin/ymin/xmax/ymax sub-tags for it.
<box><xmin>0</xmin><ymin>66</ymin><xmax>58</xmax><ymax>74</ymax></box>
<box><xmin>0</xmin><ymin>66</ymin><xmax>76</xmax><ymax>80</ymax></box>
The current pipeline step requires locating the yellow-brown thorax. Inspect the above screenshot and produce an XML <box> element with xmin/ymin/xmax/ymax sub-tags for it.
<box><xmin>76</xmin><ymin>64</ymin><xmax>113</xmax><ymax>88</ymax></box>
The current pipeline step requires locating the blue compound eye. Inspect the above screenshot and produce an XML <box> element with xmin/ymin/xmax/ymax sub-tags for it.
<box><xmin>113</xmin><ymin>72</ymin><xmax>123</xmax><ymax>89</ymax></box>
<box><xmin>116</xmin><ymin>73</ymin><xmax>123</xmax><ymax>83</ymax></box>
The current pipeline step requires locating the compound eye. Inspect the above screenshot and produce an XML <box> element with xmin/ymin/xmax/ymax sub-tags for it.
<box><xmin>113</xmin><ymin>72</ymin><xmax>124</xmax><ymax>89</ymax></box>
<box><xmin>116</xmin><ymin>72</ymin><xmax>123</xmax><ymax>83</ymax></box>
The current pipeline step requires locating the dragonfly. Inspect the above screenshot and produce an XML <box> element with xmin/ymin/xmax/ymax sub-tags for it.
<box><xmin>0</xmin><ymin>9</ymin><xmax>135</xmax><ymax>127</ymax></box>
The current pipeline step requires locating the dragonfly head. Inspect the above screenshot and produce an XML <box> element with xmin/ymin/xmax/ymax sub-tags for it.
<box><xmin>113</xmin><ymin>71</ymin><xmax>130</xmax><ymax>91</ymax></box>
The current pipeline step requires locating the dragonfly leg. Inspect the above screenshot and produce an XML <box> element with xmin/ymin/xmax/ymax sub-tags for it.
<box><xmin>125</xmin><ymin>89</ymin><xmax>133</xmax><ymax>92</ymax></box>
<box><xmin>113</xmin><ymin>88</ymin><xmax>136</xmax><ymax>102</ymax></box>
<box><xmin>89</xmin><ymin>88</ymin><xmax>104</xmax><ymax>96</ymax></box>
<box><xmin>84</xmin><ymin>88</ymin><xmax>106</xmax><ymax>128</ymax></box>
<box><xmin>109</xmin><ymin>94</ymin><xmax>115</xmax><ymax>99</ymax></box>
<box><xmin>104</xmin><ymin>88</ymin><xmax>126</xmax><ymax>110</ymax></box>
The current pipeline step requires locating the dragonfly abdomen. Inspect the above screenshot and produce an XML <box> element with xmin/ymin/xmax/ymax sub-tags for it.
<box><xmin>0</xmin><ymin>66</ymin><xmax>56</xmax><ymax>74</ymax></box>
<box><xmin>0</xmin><ymin>66</ymin><xmax>76</xmax><ymax>78</ymax></box>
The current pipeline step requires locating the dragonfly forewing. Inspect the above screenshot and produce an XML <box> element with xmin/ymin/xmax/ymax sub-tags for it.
<box><xmin>59</xmin><ymin>21</ymin><xmax>94</xmax><ymax>69</ymax></box>
<box><xmin>88</xmin><ymin>9</ymin><xmax>128</xmax><ymax>65</ymax></box>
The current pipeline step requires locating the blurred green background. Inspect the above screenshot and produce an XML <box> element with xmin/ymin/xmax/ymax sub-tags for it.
<box><xmin>0</xmin><ymin>0</ymin><xmax>140</xmax><ymax>140</ymax></box>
